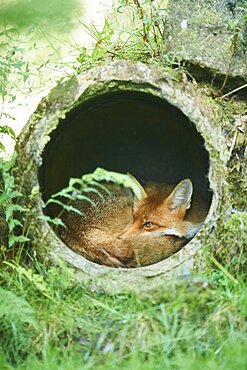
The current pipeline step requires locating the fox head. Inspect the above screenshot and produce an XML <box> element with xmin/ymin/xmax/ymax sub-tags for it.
<box><xmin>119</xmin><ymin>178</ymin><xmax>202</xmax><ymax>242</ymax></box>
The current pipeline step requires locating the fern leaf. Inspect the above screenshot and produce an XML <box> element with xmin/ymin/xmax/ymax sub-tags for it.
<box><xmin>0</xmin><ymin>287</ymin><xmax>36</xmax><ymax>326</ymax></box>
<box><xmin>8</xmin><ymin>218</ymin><xmax>23</xmax><ymax>232</ymax></box>
<box><xmin>8</xmin><ymin>235</ymin><xmax>30</xmax><ymax>248</ymax></box>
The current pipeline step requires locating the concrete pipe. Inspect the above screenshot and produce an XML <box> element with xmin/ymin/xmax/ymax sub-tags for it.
<box><xmin>15</xmin><ymin>61</ymin><xmax>227</xmax><ymax>293</ymax></box>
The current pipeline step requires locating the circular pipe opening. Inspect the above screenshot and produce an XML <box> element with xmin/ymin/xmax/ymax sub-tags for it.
<box><xmin>39</xmin><ymin>90</ymin><xmax>212</xmax><ymax>265</ymax></box>
<box><xmin>40</xmin><ymin>91</ymin><xmax>211</xmax><ymax>207</ymax></box>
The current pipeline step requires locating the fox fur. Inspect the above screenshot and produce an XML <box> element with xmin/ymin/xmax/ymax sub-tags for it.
<box><xmin>59</xmin><ymin>178</ymin><xmax>209</xmax><ymax>268</ymax></box>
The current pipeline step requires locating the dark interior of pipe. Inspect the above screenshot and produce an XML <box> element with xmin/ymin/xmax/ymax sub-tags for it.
<box><xmin>39</xmin><ymin>90</ymin><xmax>212</xmax><ymax>217</ymax></box>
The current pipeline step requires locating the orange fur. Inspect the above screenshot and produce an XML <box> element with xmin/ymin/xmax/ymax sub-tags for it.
<box><xmin>59</xmin><ymin>179</ymin><xmax>209</xmax><ymax>268</ymax></box>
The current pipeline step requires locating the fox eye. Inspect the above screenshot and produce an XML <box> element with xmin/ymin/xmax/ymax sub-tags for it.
<box><xmin>142</xmin><ymin>221</ymin><xmax>154</xmax><ymax>228</ymax></box>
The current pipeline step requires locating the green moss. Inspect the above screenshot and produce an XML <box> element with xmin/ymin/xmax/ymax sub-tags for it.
<box><xmin>163</xmin><ymin>0</ymin><xmax>247</xmax><ymax>89</ymax></box>
<box><xmin>214</xmin><ymin>212</ymin><xmax>247</xmax><ymax>277</ymax></box>
<box><xmin>217</xmin><ymin>99</ymin><xmax>246</xmax><ymax>210</ymax></box>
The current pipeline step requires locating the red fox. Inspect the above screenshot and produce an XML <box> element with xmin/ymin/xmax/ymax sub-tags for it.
<box><xmin>59</xmin><ymin>177</ymin><xmax>209</xmax><ymax>268</ymax></box>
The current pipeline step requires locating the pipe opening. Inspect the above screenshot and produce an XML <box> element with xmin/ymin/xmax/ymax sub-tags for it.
<box><xmin>39</xmin><ymin>90</ymin><xmax>212</xmax><ymax>267</ymax></box>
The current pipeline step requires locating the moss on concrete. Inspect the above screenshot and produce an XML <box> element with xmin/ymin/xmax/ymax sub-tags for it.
<box><xmin>163</xmin><ymin>0</ymin><xmax>247</xmax><ymax>90</ymax></box>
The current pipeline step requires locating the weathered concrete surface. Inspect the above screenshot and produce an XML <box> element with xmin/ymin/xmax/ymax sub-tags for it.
<box><xmin>163</xmin><ymin>0</ymin><xmax>247</xmax><ymax>90</ymax></box>
<box><xmin>15</xmin><ymin>60</ymin><xmax>228</xmax><ymax>293</ymax></box>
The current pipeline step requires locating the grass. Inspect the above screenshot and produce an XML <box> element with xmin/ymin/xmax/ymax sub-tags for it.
<box><xmin>0</xmin><ymin>256</ymin><xmax>246</xmax><ymax>369</ymax></box>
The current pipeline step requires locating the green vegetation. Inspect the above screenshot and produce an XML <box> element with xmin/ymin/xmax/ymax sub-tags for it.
<box><xmin>0</xmin><ymin>258</ymin><xmax>246</xmax><ymax>369</ymax></box>
<box><xmin>0</xmin><ymin>0</ymin><xmax>83</xmax><ymax>33</ymax></box>
<box><xmin>0</xmin><ymin>0</ymin><xmax>246</xmax><ymax>369</ymax></box>
<box><xmin>76</xmin><ymin>0</ymin><xmax>172</xmax><ymax>70</ymax></box>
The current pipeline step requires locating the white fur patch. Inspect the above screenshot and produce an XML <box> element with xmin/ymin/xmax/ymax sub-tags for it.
<box><xmin>140</xmin><ymin>223</ymin><xmax>203</xmax><ymax>239</ymax></box>
<box><xmin>140</xmin><ymin>229</ymin><xmax>184</xmax><ymax>238</ymax></box>
<box><xmin>184</xmin><ymin>222</ymin><xmax>203</xmax><ymax>239</ymax></box>
<box><xmin>160</xmin><ymin>228</ymin><xmax>184</xmax><ymax>238</ymax></box>
<box><xmin>139</xmin><ymin>231</ymin><xmax>160</xmax><ymax>236</ymax></box>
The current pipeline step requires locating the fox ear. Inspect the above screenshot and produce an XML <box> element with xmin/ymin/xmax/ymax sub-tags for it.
<box><xmin>166</xmin><ymin>179</ymin><xmax>193</xmax><ymax>212</ymax></box>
